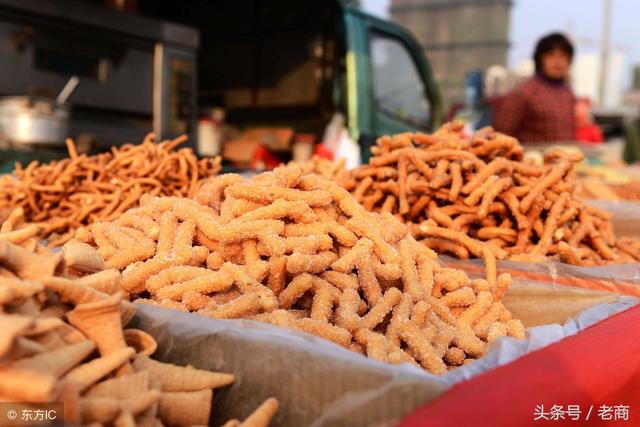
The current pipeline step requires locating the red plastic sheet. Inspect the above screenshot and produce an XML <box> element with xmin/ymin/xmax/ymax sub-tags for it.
<box><xmin>398</xmin><ymin>304</ymin><xmax>640</xmax><ymax>427</ymax></box>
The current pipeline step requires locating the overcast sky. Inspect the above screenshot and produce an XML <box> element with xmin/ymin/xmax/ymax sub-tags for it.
<box><xmin>361</xmin><ymin>0</ymin><xmax>640</xmax><ymax>69</ymax></box>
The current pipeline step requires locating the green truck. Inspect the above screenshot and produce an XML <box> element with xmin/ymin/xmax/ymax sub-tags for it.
<box><xmin>151</xmin><ymin>0</ymin><xmax>443</xmax><ymax>162</ymax></box>
<box><xmin>0</xmin><ymin>0</ymin><xmax>443</xmax><ymax>171</ymax></box>
<box><xmin>342</xmin><ymin>4</ymin><xmax>443</xmax><ymax>159</ymax></box>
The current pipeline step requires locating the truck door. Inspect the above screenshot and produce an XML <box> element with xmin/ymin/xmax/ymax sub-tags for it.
<box><xmin>342</xmin><ymin>7</ymin><xmax>442</xmax><ymax>161</ymax></box>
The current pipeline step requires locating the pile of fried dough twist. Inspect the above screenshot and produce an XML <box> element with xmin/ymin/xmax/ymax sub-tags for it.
<box><xmin>0</xmin><ymin>134</ymin><xmax>221</xmax><ymax>247</ymax></box>
<box><xmin>339</xmin><ymin>122</ymin><xmax>640</xmax><ymax>268</ymax></box>
<box><xmin>78</xmin><ymin>164</ymin><xmax>525</xmax><ymax>374</ymax></box>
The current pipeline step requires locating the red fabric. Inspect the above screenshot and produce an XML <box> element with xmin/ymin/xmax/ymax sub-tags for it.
<box><xmin>251</xmin><ymin>144</ymin><xmax>281</xmax><ymax>170</ymax></box>
<box><xmin>398</xmin><ymin>304</ymin><xmax>640</xmax><ymax>427</ymax></box>
<box><xmin>314</xmin><ymin>144</ymin><xmax>334</xmax><ymax>160</ymax></box>
<box><xmin>576</xmin><ymin>124</ymin><xmax>604</xmax><ymax>144</ymax></box>
<box><xmin>493</xmin><ymin>76</ymin><xmax>576</xmax><ymax>143</ymax></box>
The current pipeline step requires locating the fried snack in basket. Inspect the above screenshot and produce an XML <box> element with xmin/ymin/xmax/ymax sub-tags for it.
<box><xmin>83</xmin><ymin>164</ymin><xmax>525</xmax><ymax>374</ymax></box>
<box><xmin>0</xmin><ymin>134</ymin><xmax>221</xmax><ymax>247</ymax></box>
<box><xmin>338</xmin><ymin>121</ymin><xmax>640</xmax><ymax>270</ymax></box>
<box><xmin>610</xmin><ymin>181</ymin><xmax>640</xmax><ymax>200</ymax></box>
<box><xmin>0</xmin><ymin>235</ymin><xmax>277</xmax><ymax>426</ymax></box>
<box><xmin>289</xmin><ymin>155</ymin><xmax>349</xmax><ymax>182</ymax></box>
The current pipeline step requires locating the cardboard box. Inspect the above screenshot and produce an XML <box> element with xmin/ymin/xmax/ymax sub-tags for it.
<box><xmin>222</xmin><ymin>127</ymin><xmax>294</xmax><ymax>167</ymax></box>
<box><xmin>223</xmin><ymin>139</ymin><xmax>259</xmax><ymax>167</ymax></box>
<box><xmin>241</xmin><ymin>128</ymin><xmax>294</xmax><ymax>152</ymax></box>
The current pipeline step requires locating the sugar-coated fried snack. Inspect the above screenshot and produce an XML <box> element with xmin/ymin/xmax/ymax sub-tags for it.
<box><xmin>385</xmin><ymin>294</ymin><xmax>414</xmax><ymax>346</ymax></box>
<box><xmin>444</xmin><ymin>347</ymin><xmax>466</xmax><ymax>366</ymax></box>
<box><xmin>354</xmin><ymin>329</ymin><xmax>389</xmax><ymax>362</ymax></box>
<box><xmin>79</xmin><ymin>164</ymin><xmax>525</xmax><ymax>374</ymax></box>
<box><xmin>278</xmin><ymin>273</ymin><xmax>315</xmax><ymax>309</ymax></box>
<box><xmin>291</xmin><ymin>156</ymin><xmax>349</xmax><ymax>183</ymax></box>
<box><xmin>338</xmin><ymin>122</ymin><xmax>640</xmax><ymax>267</ymax></box>
<box><xmin>226</xmin><ymin>183</ymin><xmax>332</xmax><ymax>207</ymax></box>
<box><xmin>355</xmin><ymin>255</ymin><xmax>383</xmax><ymax>306</ymax></box>
<box><xmin>286</xmin><ymin>251</ymin><xmax>338</xmax><ymax>274</ymax></box>
<box><xmin>292</xmin><ymin>318</ymin><xmax>351</xmax><ymax>347</ymax></box>
<box><xmin>398</xmin><ymin>321</ymin><xmax>447</xmax><ymax>374</ymax></box>
<box><xmin>358</xmin><ymin>288</ymin><xmax>402</xmax><ymax>330</ymax></box>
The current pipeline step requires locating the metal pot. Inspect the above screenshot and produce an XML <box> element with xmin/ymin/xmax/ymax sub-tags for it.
<box><xmin>0</xmin><ymin>96</ymin><xmax>70</xmax><ymax>145</ymax></box>
<box><xmin>0</xmin><ymin>77</ymin><xmax>78</xmax><ymax>146</ymax></box>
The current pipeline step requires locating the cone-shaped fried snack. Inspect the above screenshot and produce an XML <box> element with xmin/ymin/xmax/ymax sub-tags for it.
<box><xmin>55</xmin><ymin>322</ymin><xmax>89</xmax><ymax>345</ymax></box>
<box><xmin>5</xmin><ymin>337</ymin><xmax>46</xmax><ymax>361</ymax></box>
<box><xmin>63</xmin><ymin>347</ymin><xmax>135</xmax><ymax>392</ymax></box>
<box><xmin>0</xmin><ymin>367</ymin><xmax>58</xmax><ymax>402</ymax></box>
<box><xmin>12</xmin><ymin>340</ymin><xmax>95</xmax><ymax>378</ymax></box>
<box><xmin>67</xmin><ymin>294</ymin><xmax>127</xmax><ymax>357</ymax></box>
<box><xmin>0</xmin><ymin>241</ymin><xmax>63</xmax><ymax>279</ymax></box>
<box><xmin>86</xmin><ymin>370</ymin><xmax>149</xmax><ymax>399</ymax></box>
<box><xmin>8</xmin><ymin>298</ymin><xmax>39</xmax><ymax>315</ymax></box>
<box><xmin>136</xmin><ymin>401</ymin><xmax>160</xmax><ymax>427</ymax></box>
<box><xmin>62</xmin><ymin>240</ymin><xmax>106</xmax><ymax>273</ymax></box>
<box><xmin>44</xmin><ymin>276</ymin><xmax>107</xmax><ymax>305</ymax></box>
<box><xmin>125</xmin><ymin>389</ymin><xmax>161</xmax><ymax>415</ymax></box>
<box><xmin>132</xmin><ymin>354</ymin><xmax>234</xmax><ymax>392</ymax></box>
<box><xmin>9</xmin><ymin>296</ymin><xmax>41</xmax><ymax>316</ymax></box>
<box><xmin>25</xmin><ymin>317</ymin><xmax>65</xmax><ymax>336</ymax></box>
<box><xmin>124</xmin><ymin>329</ymin><xmax>158</xmax><ymax>356</ymax></box>
<box><xmin>80</xmin><ymin>397</ymin><xmax>122</xmax><ymax>424</ymax></box>
<box><xmin>0</xmin><ymin>314</ymin><xmax>34</xmax><ymax>357</ymax></box>
<box><xmin>34</xmin><ymin>330</ymin><xmax>68</xmax><ymax>351</ymax></box>
<box><xmin>58</xmin><ymin>380</ymin><xmax>81</xmax><ymax>425</ymax></box>
<box><xmin>0</xmin><ymin>277</ymin><xmax>43</xmax><ymax>300</ymax></box>
<box><xmin>240</xmin><ymin>397</ymin><xmax>279</xmax><ymax>427</ymax></box>
<box><xmin>38</xmin><ymin>302</ymin><xmax>67</xmax><ymax>320</ymax></box>
<box><xmin>0</xmin><ymin>218</ymin><xmax>255</xmax><ymax>427</ymax></box>
<box><xmin>78</xmin><ymin>269</ymin><xmax>122</xmax><ymax>295</ymax></box>
<box><xmin>0</xmin><ymin>283</ymin><xmax>13</xmax><ymax>305</ymax></box>
<box><xmin>114</xmin><ymin>409</ymin><xmax>137</xmax><ymax>427</ymax></box>
<box><xmin>158</xmin><ymin>389</ymin><xmax>213</xmax><ymax>426</ymax></box>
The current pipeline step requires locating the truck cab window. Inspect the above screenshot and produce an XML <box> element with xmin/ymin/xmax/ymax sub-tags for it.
<box><xmin>370</xmin><ymin>31</ymin><xmax>430</xmax><ymax>129</ymax></box>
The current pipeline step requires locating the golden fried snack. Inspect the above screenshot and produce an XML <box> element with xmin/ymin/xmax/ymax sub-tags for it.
<box><xmin>0</xmin><ymin>239</ymin><xmax>275</xmax><ymax>427</ymax></box>
<box><xmin>0</xmin><ymin>240</ymin><xmax>63</xmax><ymax>280</ymax></box>
<box><xmin>339</xmin><ymin>122</ymin><xmax>640</xmax><ymax>267</ymax></box>
<box><xmin>61</xmin><ymin>239</ymin><xmax>105</xmax><ymax>274</ymax></box>
<box><xmin>238</xmin><ymin>397</ymin><xmax>280</xmax><ymax>427</ymax></box>
<box><xmin>398</xmin><ymin>321</ymin><xmax>447</xmax><ymax>374</ymax></box>
<box><xmin>290</xmin><ymin>155</ymin><xmax>349</xmax><ymax>182</ymax></box>
<box><xmin>82</xmin><ymin>165</ymin><xmax>525</xmax><ymax>374</ymax></box>
<box><xmin>132</xmin><ymin>354</ymin><xmax>233</xmax><ymax>392</ymax></box>
<box><xmin>0</xmin><ymin>134</ymin><xmax>221</xmax><ymax>246</ymax></box>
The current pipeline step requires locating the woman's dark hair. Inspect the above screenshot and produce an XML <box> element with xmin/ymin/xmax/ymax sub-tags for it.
<box><xmin>533</xmin><ymin>33</ymin><xmax>574</xmax><ymax>73</ymax></box>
